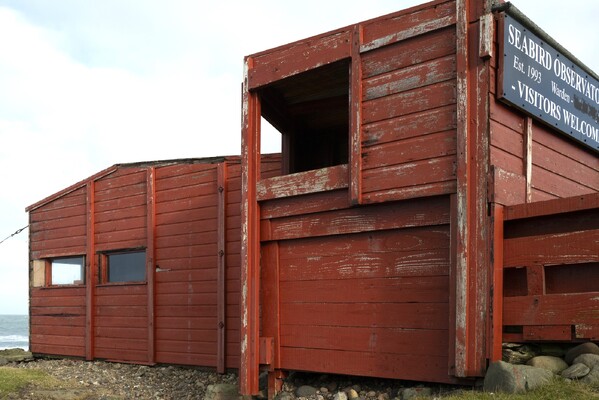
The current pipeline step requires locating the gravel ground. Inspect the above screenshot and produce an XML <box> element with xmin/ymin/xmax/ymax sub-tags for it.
<box><xmin>13</xmin><ymin>358</ymin><xmax>237</xmax><ymax>400</ymax></box>
<box><xmin>7</xmin><ymin>357</ymin><xmax>467</xmax><ymax>400</ymax></box>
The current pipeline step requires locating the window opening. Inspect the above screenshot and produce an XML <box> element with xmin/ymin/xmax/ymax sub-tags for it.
<box><xmin>105</xmin><ymin>250</ymin><xmax>146</xmax><ymax>283</ymax></box>
<box><xmin>51</xmin><ymin>256</ymin><xmax>84</xmax><ymax>285</ymax></box>
<box><xmin>258</xmin><ymin>59</ymin><xmax>350</xmax><ymax>174</ymax></box>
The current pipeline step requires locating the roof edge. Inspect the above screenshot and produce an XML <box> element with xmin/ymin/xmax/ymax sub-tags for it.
<box><xmin>25</xmin><ymin>155</ymin><xmax>248</xmax><ymax>213</ymax></box>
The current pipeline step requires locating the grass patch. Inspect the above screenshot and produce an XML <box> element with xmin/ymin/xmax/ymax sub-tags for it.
<box><xmin>0</xmin><ymin>366</ymin><xmax>63</xmax><ymax>396</ymax></box>
<box><xmin>434</xmin><ymin>379</ymin><xmax>599</xmax><ymax>399</ymax></box>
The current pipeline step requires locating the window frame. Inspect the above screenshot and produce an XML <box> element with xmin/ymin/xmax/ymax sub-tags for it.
<box><xmin>257</xmin><ymin>58</ymin><xmax>351</xmax><ymax>176</ymax></box>
<box><xmin>45</xmin><ymin>256</ymin><xmax>86</xmax><ymax>287</ymax></box>
<box><xmin>99</xmin><ymin>248</ymin><xmax>147</xmax><ymax>285</ymax></box>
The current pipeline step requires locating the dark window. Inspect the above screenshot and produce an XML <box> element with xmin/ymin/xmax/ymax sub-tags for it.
<box><xmin>258</xmin><ymin>59</ymin><xmax>350</xmax><ymax>174</ymax></box>
<box><xmin>107</xmin><ymin>251</ymin><xmax>146</xmax><ymax>283</ymax></box>
<box><xmin>51</xmin><ymin>256</ymin><xmax>84</xmax><ymax>285</ymax></box>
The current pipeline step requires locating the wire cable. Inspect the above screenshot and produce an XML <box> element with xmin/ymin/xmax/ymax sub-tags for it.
<box><xmin>0</xmin><ymin>225</ymin><xmax>28</xmax><ymax>246</ymax></box>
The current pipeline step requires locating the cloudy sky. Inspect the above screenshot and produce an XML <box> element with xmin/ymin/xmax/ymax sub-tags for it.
<box><xmin>0</xmin><ymin>1</ymin><xmax>598</xmax><ymax>315</ymax></box>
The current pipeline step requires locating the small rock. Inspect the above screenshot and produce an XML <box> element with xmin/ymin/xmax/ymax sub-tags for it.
<box><xmin>483</xmin><ymin>360</ymin><xmax>553</xmax><ymax>394</ymax></box>
<box><xmin>351</xmin><ymin>385</ymin><xmax>361</xmax><ymax>393</ymax></box>
<box><xmin>526</xmin><ymin>355</ymin><xmax>568</xmax><ymax>374</ymax></box>
<box><xmin>334</xmin><ymin>392</ymin><xmax>348</xmax><ymax>400</ymax></box>
<box><xmin>565</xmin><ymin>342</ymin><xmax>599</xmax><ymax>365</ymax></box>
<box><xmin>561</xmin><ymin>363</ymin><xmax>591</xmax><ymax>379</ymax></box>
<box><xmin>275</xmin><ymin>393</ymin><xmax>295</xmax><ymax>400</ymax></box>
<box><xmin>366</xmin><ymin>391</ymin><xmax>377</xmax><ymax>398</ymax></box>
<box><xmin>348</xmin><ymin>389</ymin><xmax>359</xmax><ymax>399</ymax></box>
<box><xmin>296</xmin><ymin>386</ymin><xmax>318</xmax><ymax>397</ymax></box>
<box><xmin>581</xmin><ymin>366</ymin><xmax>599</xmax><ymax>387</ymax></box>
<box><xmin>320</xmin><ymin>387</ymin><xmax>329</xmax><ymax>394</ymax></box>
<box><xmin>326</xmin><ymin>382</ymin><xmax>338</xmax><ymax>393</ymax></box>
<box><xmin>502</xmin><ymin>343</ymin><xmax>537</xmax><ymax>364</ymax></box>
<box><xmin>399</xmin><ymin>387</ymin><xmax>433</xmax><ymax>400</ymax></box>
<box><xmin>573</xmin><ymin>353</ymin><xmax>599</xmax><ymax>370</ymax></box>
<box><xmin>377</xmin><ymin>393</ymin><xmax>389</xmax><ymax>400</ymax></box>
<box><xmin>203</xmin><ymin>383</ymin><xmax>239</xmax><ymax>400</ymax></box>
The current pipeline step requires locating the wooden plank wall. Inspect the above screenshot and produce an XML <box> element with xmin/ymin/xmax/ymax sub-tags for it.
<box><xmin>260</xmin><ymin>193</ymin><xmax>453</xmax><ymax>383</ymax></box>
<box><xmin>360</xmin><ymin>1</ymin><xmax>457</xmax><ymax>203</ymax></box>
<box><xmin>245</xmin><ymin>0</ymin><xmax>461</xmax><ymax>387</ymax></box>
<box><xmin>29</xmin><ymin>157</ymin><xmax>281</xmax><ymax>366</ymax></box>
<box><xmin>502</xmin><ymin>194</ymin><xmax>599</xmax><ymax>342</ymax></box>
<box><xmin>29</xmin><ymin>186</ymin><xmax>87</xmax><ymax>357</ymax></box>
<box><xmin>93</xmin><ymin>167</ymin><xmax>148</xmax><ymax>362</ymax></box>
<box><xmin>154</xmin><ymin>163</ymin><xmax>220</xmax><ymax>367</ymax></box>
<box><xmin>489</xmin><ymin>20</ymin><xmax>599</xmax><ymax>205</ymax></box>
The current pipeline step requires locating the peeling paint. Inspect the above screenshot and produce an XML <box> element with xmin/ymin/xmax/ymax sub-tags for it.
<box><xmin>361</xmin><ymin>15</ymin><xmax>456</xmax><ymax>52</ymax></box>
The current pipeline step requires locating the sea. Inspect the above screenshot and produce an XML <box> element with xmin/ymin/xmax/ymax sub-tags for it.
<box><xmin>0</xmin><ymin>314</ymin><xmax>29</xmax><ymax>350</ymax></box>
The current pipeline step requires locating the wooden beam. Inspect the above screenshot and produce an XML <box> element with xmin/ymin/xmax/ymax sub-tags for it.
<box><xmin>490</xmin><ymin>203</ymin><xmax>503</xmax><ymax>362</ymax></box>
<box><xmin>454</xmin><ymin>0</ymin><xmax>491</xmax><ymax>377</ymax></box>
<box><xmin>448</xmin><ymin>194</ymin><xmax>458</xmax><ymax>376</ymax></box>
<box><xmin>504</xmin><ymin>192</ymin><xmax>599</xmax><ymax>221</ymax></box>
<box><xmin>85</xmin><ymin>180</ymin><xmax>95</xmax><ymax>361</ymax></box>
<box><xmin>217</xmin><ymin>162</ymin><xmax>228</xmax><ymax>374</ymax></box>
<box><xmin>146</xmin><ymin>167</ymin><xmax>156</xmax><ymax>365</ymax></box>
<box><xmin>349</xmin><ymin>24</ymin><xmax>363</xmax><ymax>206</ymax></box>
<box><xmin>240</xmin><ymin>56</ymin><xmax>262</xmax><ymax>396</ymax></box>
<box><xmin>261</xmin><ymin>242</ymin><xmax>280</xmax><ymax>371</ymax></box>
<box><xmin>524</xmin><ymin>117</ymin><xmax>533</xmax><ymax>203</ymax></box>
<box><xmin>257</xmin><ymin>164</ymin><xmax>348</xmax><ymax>201</ymax></box>
<box><xmin>454</xmin><ymin>0</ymin><xmax>471</xmax><ymax>377</ymax></box>
<box><xmin>504</xmin><ymin>229</ymin><xmax>599</xmax><ymax>267</ymax></box>
<box><xmin>504</xmin><ymin>292</ymin><xmax>599</xmax><ymax>326</ymax></box>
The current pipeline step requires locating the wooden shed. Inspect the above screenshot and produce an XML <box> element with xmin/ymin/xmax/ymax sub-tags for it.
<box><xmin>240</xmin><ymin>0</ymin><xmax>599</xmax><ymax>395</ymax></box>
<box><xmin>26</xmin><ymin>155</ymin><xmax>280</xmax><ymax>370</ymax></box>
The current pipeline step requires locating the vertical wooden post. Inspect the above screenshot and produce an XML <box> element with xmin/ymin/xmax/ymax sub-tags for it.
<box><xmin>490</xmin><ymin>203</ymin><xmax>504</xmax><ymax>362</ymax></box>
<box><xmin>261</xmin><ymin>242</ymin><xmax>282</xmax><ymax>399</ymax></box>
<box><xmin>146</xmin><ymin>167</ymin><xmax>156</xmax><ymax>365</ymax></box>
<box><xmin>349</xmin><ymin>24</ymin><xmax>363</xmax><ymax>206</ymax></box>
<box><xmin>454</xmin><ymin>0</ymin><xmax>491</xmax><ymax>377</ymax></box>
<box><xmin>448</xmin><ymin>194</ymin><xmax>458</xmax><ymax>375</ymax></box>
<box><xmin>524</xmin><ymin>117</ymin><xmax>533</xmax><ymax>203</ymax></box>
<box><xmin>85</xmin><ymin>180</ymin><xmax>96</xmax><ymax>361</ymax></box>
<box><xmin>241</xmin><ymin>56</ymin><xmax>262</xmax><ymax>395</ymax></box>
<box><xmin>217</xmin><ymin>162</ymin><xmax>228</xmax><ymax>374</ymax></box>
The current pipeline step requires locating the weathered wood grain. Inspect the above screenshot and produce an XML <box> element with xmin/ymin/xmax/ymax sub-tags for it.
<box><xmin>280</xmin><ymin>348</ymin><xmax>452</xmax><ymax>383</ymax></box>
<box><xmin>362</xmin><ymin>25</ymin><xmax>456</xmax><ymax>78</ymax></box>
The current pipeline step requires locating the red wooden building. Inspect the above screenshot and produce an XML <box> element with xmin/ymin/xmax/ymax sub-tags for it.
<box><xmin>240</xmin><ymin>0</ymin><xmax>598</xmax><ymax>395</ymax></box>
<box><xmin>27</xmin><ymin>156</ymin><xmax>280</xmax><ymax>370</ymax></box>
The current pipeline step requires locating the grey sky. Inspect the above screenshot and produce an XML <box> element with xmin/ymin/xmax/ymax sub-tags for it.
<box><xmin>0</xmin><ymin>1</ymin><xmax>597</xmax><ymax>314</ymax></box>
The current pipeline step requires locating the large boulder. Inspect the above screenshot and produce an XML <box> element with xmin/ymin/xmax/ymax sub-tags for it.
<box><xmin>581</xmin><ymin>366</ymin><xmax>599</xmax><ymax>387</ymax></box>
<box><xmin>484</xmin><ymin>361</ymin><xmax>554</xmax><ymax>394</ymax></box>
<box><xmin>573</xmin><ymin>353</ymin><xmax>599</xmax><ymax>370</ymax></box>
<box><xmin>561</xmin><ymin>363</ymin><xmax>591</xmax><ymax>379</ymax></box>
<box><xmin>564</xmin><ymin>342</ymin><xmax>599</xmax><ymax>365</ymax></box>
<box><xmin>526</xmin><ymin>355</ymin><xmax>568</xmax><ymax>374</ymax></box>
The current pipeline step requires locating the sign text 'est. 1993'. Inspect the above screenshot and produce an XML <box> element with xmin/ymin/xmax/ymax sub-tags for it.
<box><xmin>500</xmin><ymin>13</ymin><xmax>599</xmax><ymax>152</ymax></box>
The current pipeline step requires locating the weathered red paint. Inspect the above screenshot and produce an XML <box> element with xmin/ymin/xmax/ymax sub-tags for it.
<box><xmin>241</xmin><ymin>0</ymin><xmax>598</xmax><ymax>396</ymax></box>
<box><xmin>25</xmin><ymin>0</ymin><xmax>599</xmax><ymax>395</ymax></box>
<box><xmin>217</xmin><ymin>162</ymin><xmax>228</xmax><ymax>374</ymax></box>
<box><xmin>146</xmin><ymin>167</ymin><xmax>156</xmax><ymax>364</ymax></box>
<box><xmin>85</xmin><ymin>181</ymin><xmax>95</xmax><ymax>361</ymax></box>
<box><xmin>27</xmin><ymin>156</ymin><xmax>280</xmax><ymax>368</ymax></box>
<box><xmin>501</xmin><ymin>193</ymin><xmax>599</xmax><ymax>343</ymax></box>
